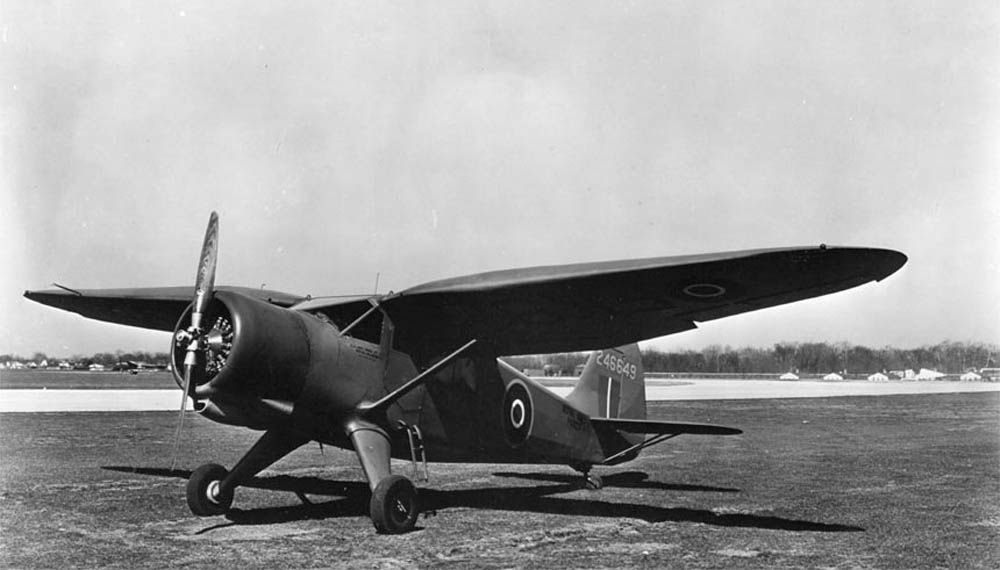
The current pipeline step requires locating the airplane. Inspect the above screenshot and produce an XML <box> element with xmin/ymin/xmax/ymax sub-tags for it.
<box><xmin>111</xmin><ymin>360</ymin><xmax>168</xmax><ymax>373</ymax></box>
<box><xmin>23</xmin><ymin>213</ymin><xmax>906</xmax><ymax>533</ymax></box>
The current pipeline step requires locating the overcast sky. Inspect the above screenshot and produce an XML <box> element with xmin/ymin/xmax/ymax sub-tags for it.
<box><xmin>3</xmin><ymin>1</ymin><xmax>998</xmax><ymax>358</ymax></box>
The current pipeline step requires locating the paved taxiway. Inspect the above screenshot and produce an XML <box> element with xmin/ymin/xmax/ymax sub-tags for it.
<box><xmin>1</xmin><ymin>379</ymin><xmax>996</xmax><ymax>412</ymax></box>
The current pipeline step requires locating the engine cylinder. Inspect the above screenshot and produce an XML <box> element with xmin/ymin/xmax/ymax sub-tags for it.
<box><xmin>172</xmin><ymin>291</ymin><xmax>339</xmax><ymax>403</ymax></box>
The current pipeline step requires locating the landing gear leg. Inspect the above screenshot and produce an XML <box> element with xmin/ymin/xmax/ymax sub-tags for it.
<box><xmin>348</xmin><ymin>421</ymin><xmax>419</xmax><ymax>534</ymax></box>
<box><xmin>186</xmin><ymin>428</ymin><xmax>307</xmax><ymax>517</ymax></box>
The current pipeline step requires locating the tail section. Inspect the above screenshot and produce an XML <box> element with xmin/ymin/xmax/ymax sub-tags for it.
<box><xmin>567</xmin><ymin>344</ymin><xmax>646</xmax><ymax>420</ymax></box>
<box><xmin>566</xmin><ymin>344</ymin><xmax>739</xmax><ymax>466</ymax></box>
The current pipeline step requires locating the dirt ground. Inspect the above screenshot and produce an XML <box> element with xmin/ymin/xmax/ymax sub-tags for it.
<box><xmin>1</xmin><ymin>392</ymin><xmax>997</xmax><ymax>569</ymax></box>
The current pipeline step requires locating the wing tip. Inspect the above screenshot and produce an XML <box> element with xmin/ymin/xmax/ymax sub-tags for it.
<box><xmin>876</xmin><ymin>248</ymin><xmax>908</xmax><ymax>280</ymax></box>
<box><xmin>846</xmin><ymin>247</ymin><xmax>906</xmax><ymax>282</ymax></box>
<box><xmin>813</xmin><ymin>245</ymin><xmax>907</xmax><ymax>281</ymax></box>
<box><xmin>23</xmin><ymin>289</ymin><xmax>50</xmax><ymax>302</ymax></box>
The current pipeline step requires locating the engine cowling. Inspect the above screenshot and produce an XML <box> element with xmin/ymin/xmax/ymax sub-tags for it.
<box><xmin>171</xmin><ymin>290</ymin><xmax>338</xmax><ymax>404</ymax></box>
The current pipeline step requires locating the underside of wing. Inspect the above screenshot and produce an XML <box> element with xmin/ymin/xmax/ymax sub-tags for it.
<box><xmin>23</xmin><ymin>286</ymin><xmax>306</xmax><ymax>332</ymax></box>
<box><xmin>379</xmin><ymin>246</ymin><xmax>906</xmax><ymax>356</ymax></box>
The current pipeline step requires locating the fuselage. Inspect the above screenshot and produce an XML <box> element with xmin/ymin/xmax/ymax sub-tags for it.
<box><xmin>178</xmin><ymin>291</ymin><xmax>611</xmax><ymax>468</ymax></box>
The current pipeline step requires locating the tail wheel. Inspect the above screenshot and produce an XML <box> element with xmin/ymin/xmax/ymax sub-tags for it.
<box><xmin>571</xmin><ymin>463</ymin><xmax>603</xmax><ymax>491</ymax></box>
<box><xmin>187</xmin><ymin>463</ymin><xmax>233</xmax><ymax>516</ymax></box>
<box><xmin>584</xmin><ymin>473</ymin><xmax>604</xmax><ymax>491</ymax></box>
<box><xmin>370</xmin><ymin>475</ymin><xmax>418</xmax><ymax>534</ymax></box>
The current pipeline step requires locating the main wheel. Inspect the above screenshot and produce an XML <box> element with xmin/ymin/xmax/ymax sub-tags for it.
<box><xmin>370</xmin><ymin>475</ymin><xmax>418</xmax><ymax>534</ymax></box>
<box><xmin>187</xmin><ymin>463</ymin><xmax>233</xmax><ymax>516</ymax></box>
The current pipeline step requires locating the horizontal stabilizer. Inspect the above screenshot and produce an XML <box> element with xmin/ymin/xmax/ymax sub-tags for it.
<box><xmin>591</xmin><ymin>417</ymin><xmax>741</xmax><ymax>436</ymax></box>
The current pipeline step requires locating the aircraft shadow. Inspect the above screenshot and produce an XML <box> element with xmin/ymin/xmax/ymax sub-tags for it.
<box><xmin>102</xmin><ymin>465</ymin><xmax>368</xmax><ymax>496</ymax></box>
<box><xmin>493</xmin><ymin>470</ymin><xmax>740</xmax><ymax>493</ymax></box>
<box><xmin>102</xmin><ymin>465</ymin><xmax>862</xmax><ymax>533</ymax></box>
<box><xmin>418</xmin><ymin>485</ymin><xmax>862</xmax><ymax>532</ymax></box>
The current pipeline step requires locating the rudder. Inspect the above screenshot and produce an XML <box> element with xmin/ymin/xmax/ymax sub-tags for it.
<box><xmin>567</xmin><ymin>344</ymin><xmax>646</xmax><ymax>420</ymax></box>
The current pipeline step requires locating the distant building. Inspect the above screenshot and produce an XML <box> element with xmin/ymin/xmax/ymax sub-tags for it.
<box><xmin>867</xmin><ymin>372</ymin><xmax>889</xmax><ymax>382</ymax></box>
<box><xmin>960</xmin><ymin>371</ymin><xmax>982</xmax><ymax>381</ymax></box>
<box><xmin>779</xmin><ymin>372</ymin><xmax>799</xmax><ymax>380</ymax></box>
<box><xmin>823</xmin><ymin>372</ymin><xmax>844</xmax><ymax>381</ymax></box>
<box><xmin>915</xmin><ymin>368</ymin><xmax>945</xmax><ymax>380</ymax></box>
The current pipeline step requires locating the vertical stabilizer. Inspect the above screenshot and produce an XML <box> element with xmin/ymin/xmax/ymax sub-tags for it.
<box><xmin>567</xmin><ymin>344</ymin><xmax>646</xmax><ymax>420</ymax></box>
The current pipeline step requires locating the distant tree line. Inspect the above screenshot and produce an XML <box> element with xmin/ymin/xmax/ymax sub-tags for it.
<box><xmin>505</xmin><ymin>341</ymin><xmax>998</xmax><ymax>375</ymax></box>
<box><xmin>504</xmin><ymin>352</ymin><xmax>590</xmax><ymax>374</ymax></box>
<box><xmin>1</xmin><ymin>350</ymin><xmax>171</xmax><ymax>367</ymax></box>
<box><xmin>5</xmin><ymin>341</ymin><xmax>998</xmax><ymax>375</ymax></box>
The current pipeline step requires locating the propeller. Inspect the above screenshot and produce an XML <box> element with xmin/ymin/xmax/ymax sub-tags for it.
<box><xmin>170</xmin><ymin>212</ymin><xmax>220</xmax><ymax>470</ymax></box>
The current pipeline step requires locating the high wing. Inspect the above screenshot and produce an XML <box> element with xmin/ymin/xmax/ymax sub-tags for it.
<box><xmin>24</xmin><ymin>246</ymin><xmax>905</xmax><ymax>358</ymax></box>
<box><xmin>23</xmin><ymin>286</ymin><xmax>306</xmax><ymax>332</ymax></box>
<box><xmin>377</xmin><ymin>245</ymin><xmax>906</xmax><ymax>356</ymax></box>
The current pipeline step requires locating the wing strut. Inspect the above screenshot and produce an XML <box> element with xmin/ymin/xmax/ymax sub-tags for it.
<box><xmin>359</xmin><ymin>339</ymin><xmax>478</xmax><ymax>416</ymax></box>
<box><xmin>340</xmin><ymin>299</ymin><xmax>382</xmax><ymax>336</ymax></box>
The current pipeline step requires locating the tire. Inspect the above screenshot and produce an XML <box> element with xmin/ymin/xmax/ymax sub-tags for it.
<box><xmin>187</xmin><ymin>463</ymin><xmax>233</xmax><ymax>516</ymax></box>
<box><xmin>370</xmin><ymin>475</ymin><xmax>419</xmax><ymax>534</ymax></box>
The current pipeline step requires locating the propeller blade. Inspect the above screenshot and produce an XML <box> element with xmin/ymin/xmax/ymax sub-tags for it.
<box><xmin>169</xmin><ymin>211</ymin><xmax>220</xmax><ymax>470</ymax></box>
<box><xmin>192</xmin><ymin>211</ymin><xmax>219</xmax><ymax>322</ymax></box>
<box><xmin>169</xmin><ymin>363</ymin><xmax>194</xmax><ymax>471</ymax></box>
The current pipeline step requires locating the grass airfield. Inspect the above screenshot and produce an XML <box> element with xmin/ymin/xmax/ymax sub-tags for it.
<box><xmin>1</xmin><ymin>391</ymin><xmax>997</xmax><ymax>569</ymax></box>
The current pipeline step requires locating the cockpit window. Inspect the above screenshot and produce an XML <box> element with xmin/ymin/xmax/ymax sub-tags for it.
<box><xmin>314</xmin><ymin>305</ymin><xmax>384</xmax><ymax>345</ymax></box>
